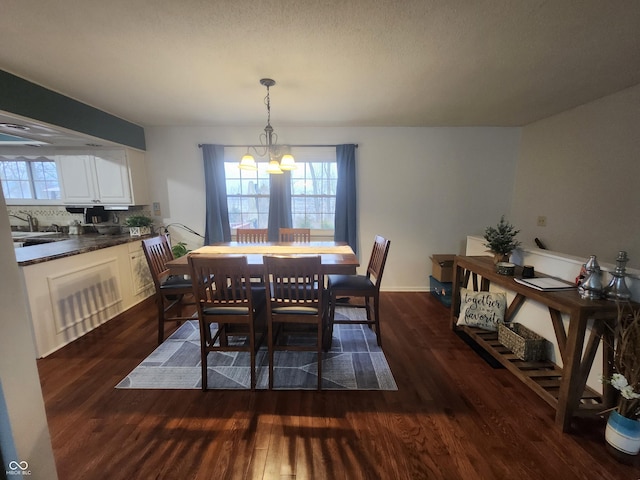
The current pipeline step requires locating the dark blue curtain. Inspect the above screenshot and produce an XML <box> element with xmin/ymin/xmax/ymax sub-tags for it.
<box><xmin>267</xmin><ymin>170</ymin><xmax>292</xmax><ymax>241</ymax></box>
<box><xmin>334</xmin><ymin>144</ymin><xmax>358</xmax><ymax>254</ymax></box>
<box><xmin>202</xmin><ymin>144</ymin><xmax>231</xmax><ymax>243</ymax></box>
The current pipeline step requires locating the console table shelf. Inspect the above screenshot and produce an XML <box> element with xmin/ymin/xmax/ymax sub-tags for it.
<box><xmin>450</xmin><ymin>255</ymin><xmax>620</xmax><ymax>432</ymax></box>
<box><xmin>458</xmin><ymin>324</ymin><xmax>604</xmax><ymax>415</ymax></box>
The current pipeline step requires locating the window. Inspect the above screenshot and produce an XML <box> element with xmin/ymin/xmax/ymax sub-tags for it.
<box><xmin>290</xmin><ymin>147</ymin><xmax>337</xmax><ymax>229</ymax></box>
<box><xmin>224</xmin><ymin>146</ymin><xmax>337</xmax><ymax>231</ymax></box>
<box><xmin>224</xmin><ymin>160</ymin><xmax>271</xmax><ymax>229</ymax></box>
<box><xmin>0</xmin><ymin>155</ymin><xmax>61</xmax><ymax>201</ymax></box>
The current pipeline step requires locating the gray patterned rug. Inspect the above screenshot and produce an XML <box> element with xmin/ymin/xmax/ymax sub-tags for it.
<box><xmin>116</xmin><ymin>307</ymin><xmax>398</xmax><ymax>390</ymax></box>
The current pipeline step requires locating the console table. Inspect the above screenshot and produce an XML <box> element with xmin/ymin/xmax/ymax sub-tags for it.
<box><xmin>450</xmin><ymin>255</ymin><xmax>619</xmax><ymax>432</ymax></box>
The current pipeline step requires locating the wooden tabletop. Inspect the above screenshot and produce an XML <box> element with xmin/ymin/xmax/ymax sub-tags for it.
<box><xmin>166</xmin><ymin>241</ymin><xmax>359</xmax><ymax>276</ymax></box>
<box><xmin>451</xmin><ymin>255</ymin><xmax>618</xmax><ymax>317</ymax></box>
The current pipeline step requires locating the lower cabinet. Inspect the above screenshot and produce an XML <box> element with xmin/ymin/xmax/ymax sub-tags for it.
<box><xmin>129</xmin><ymin>241</ymin><xmax>154</xmax><ymax>296</ymax></box>
<box><xmin>19</xmin><ymin>243</ymin><xmax>154</xmax><ymax>357</ymax></box>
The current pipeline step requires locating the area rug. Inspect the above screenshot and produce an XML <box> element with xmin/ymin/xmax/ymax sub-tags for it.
<box><xmin>116</xmin><ymin>307</ymin><xmax>398</xmax><ymax>390</ymax></box>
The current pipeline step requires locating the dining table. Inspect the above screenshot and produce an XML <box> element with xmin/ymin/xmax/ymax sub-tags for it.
<box><xmin>165</xmin><ymin>241</ymin><xmax>359</xmax><ymax>276</ymax></box>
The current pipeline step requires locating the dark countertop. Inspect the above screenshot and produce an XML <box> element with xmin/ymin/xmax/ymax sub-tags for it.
<box><xmin>14</xmin><ymin>233</ymin><xmax>150</xmax><ymax>267</ymax></box>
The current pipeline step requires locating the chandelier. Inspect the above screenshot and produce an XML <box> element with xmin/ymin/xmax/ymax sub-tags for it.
<box><xmin>239</xmin><ymin>78</ymin><xmax>295</xmax><ymax>174</ymax></box>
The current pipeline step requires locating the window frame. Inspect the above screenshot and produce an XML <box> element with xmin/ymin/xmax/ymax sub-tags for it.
<box><xmin>224</xmin><ymin>160</ymin><xmax>272</xmax><ymax>230</ymax></box>
<box><xmin>289</xmin><ymin>147</ymin><xmax>337</xmax><ymax>236</ymax></box>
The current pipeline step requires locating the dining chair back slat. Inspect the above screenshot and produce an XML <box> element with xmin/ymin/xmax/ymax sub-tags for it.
<box><xmin>279</xmin><ymin>228</ymin><xmax>311</xmax><ymax>242</ymax></box>
<box><xmin>237</xmin><ymin>228</ymin><xmax>269</xmax><ymax>243</ymax></box>
<box><xmin>143</xmin><ymin>234</ymin><xmax>173</xmax><ymax>285</ymax></box>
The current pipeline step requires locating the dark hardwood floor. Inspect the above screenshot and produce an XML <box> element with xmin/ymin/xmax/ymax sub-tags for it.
<box><xmin>37</xmin><ymin>292</ymin><xmax>639</xmax><ymax>479</ymax></box>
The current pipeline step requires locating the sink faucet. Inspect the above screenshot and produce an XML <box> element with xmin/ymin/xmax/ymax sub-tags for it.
<box><xmin>9</xmin><ymin>212</ymin><xmax>38</xmax><ymax>232</ymax></box>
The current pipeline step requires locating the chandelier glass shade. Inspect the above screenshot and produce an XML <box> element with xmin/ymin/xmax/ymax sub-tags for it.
<box><xmin>239</xmin><ymin>78</ymin><xmax>295</xmax><ymax>174</ymax></box>
<box><xmin>239</xmin><ymin>152</ymin><xmax>258</xmax><ymax>171</ymax></box>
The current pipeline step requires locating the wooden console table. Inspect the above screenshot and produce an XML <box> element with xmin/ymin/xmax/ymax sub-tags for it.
<box><xmin>450</xmin><ymin>255</ymin><xmax>619</xmax><ymax>432</ymax></box>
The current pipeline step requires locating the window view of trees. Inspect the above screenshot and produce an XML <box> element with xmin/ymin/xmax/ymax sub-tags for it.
<box><xmin>0</xmin><ymin>156</ymin><xmax>60</xmax><ymax>200</ymax></box>
<box><xmin>224</xmin><ymin>146</ymin><xmax>337</xmax><ymax>231</ymax></box>
<box><xmin>290</xmin><ymin>161</ymin><xmax>336</xmax><ymax>229</ymax></box>
<box><xmin>225</xmin><ymin>162</ymin><xmax>271</xmax><ymax>229</ymax></box>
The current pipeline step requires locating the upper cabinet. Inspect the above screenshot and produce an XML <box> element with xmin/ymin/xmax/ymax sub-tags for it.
<box><xmin>57</xmin><ymin>149</ymin><xmax>149</xmax><ymax>206</ymax></box>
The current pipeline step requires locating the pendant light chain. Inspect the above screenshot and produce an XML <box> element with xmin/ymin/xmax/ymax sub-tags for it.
<box><xmin>265</xmin><ymin>84</ymin><xmax>271</xmax><ymax>129</ymax></box>
<box><xmin>238</xmin><ymin>78</ymin><xmax>295</xmax><ymax>174</ymax></box>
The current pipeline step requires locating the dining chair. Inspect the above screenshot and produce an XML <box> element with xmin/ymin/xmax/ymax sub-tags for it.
<box><xmin>237</xmin><ymin>228</ymin><xmax>269</xmax><ymax>243</ymax></box>
<box><xmin>188</xmin><ymin>254</ymin><xmax>266</xmax><ymax>390</ymax></box>
<box><xmin>141</xmin><ymin>235</ymin><xmax>195</xmax><ymax>344</ymax></box>
<box><xmin>279</xmin><ymin>228</ymin><xmax>311</xmax><ymax>242</ymax></box>
<box><xmin>263</xmin><ymin>255</ymin><xmax>327</xmax><ymax>390</ymax></box>
<box><xmin>327</xmin><ymin>235</ymin><xmax>391</xmax><ymax>347</ymax></box>
<box><xmin>236</xmin><ymin>228</ymin><xmax>270</xmax><ymax>284</ymax></box>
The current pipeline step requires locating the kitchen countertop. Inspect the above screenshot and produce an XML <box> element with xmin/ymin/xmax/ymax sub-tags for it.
<box><xmin>13</xmin><ymin>233</ymin><xmax>151</xmax><ymax>266</ymax></box>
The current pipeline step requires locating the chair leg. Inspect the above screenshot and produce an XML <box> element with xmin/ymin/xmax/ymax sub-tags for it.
<box><xmin>326</xmin><ymin>292</ymin><xmax>337</xmax><ymax>351</ymax></box>
<box><xmin>249</xmin><ymin>325</ymin><xmax>256</xmax><ymax>390</ymax></box>
<box><xmin>175</xmin><ymin>298</ymin><xmax>182</xmax><ymax>324</ymax></box>
<box><xmin>373</xmin><ymin>293</ymin><xmax>382</xmax><ymax>347</ymax></box>
<box><xmin>364</xmin><ymin>297</ymin><xmax>372</xmax><ymax>326</ymax></box>
<box><xmin>322</xmin><ymin>323</ymin><xmax>333</xmax><ymax>352</ymax></box>
<box><xmin>268</xmin><ymin>320</ymin><xmax>274</xmax><ymax>390</ymax></box>
<box><xmin>157</xmin><ymin>297</ymin><xmax>165</xmax><ymax>345</ymax></box>
<box><xmin>219</xmin><ymin>323</ymin><xmax>229</xmax><ymax>347</ymax></box>
<box><xmin>317</xmin><ymin>322</ymin><xmax>323</xmax><ymax>390</ymax></box>
<box><xmin>201</xmin><ymin>346</ymin><xmax>208</xmax><ymax>391</ymax></box>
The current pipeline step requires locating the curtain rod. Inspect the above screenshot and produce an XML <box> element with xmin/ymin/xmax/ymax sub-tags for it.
<box><xmin>198</xmin><ymin>143</ymin><xmax>358</xmax><ymax>148</ymax></box>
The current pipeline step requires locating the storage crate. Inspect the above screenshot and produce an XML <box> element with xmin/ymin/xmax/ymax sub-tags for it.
<box><xmin>430</xmin><ymin>254</ymin><xmax>455</xmax><ymax>283</ymax></box>
<box><xmin>498</xmin><ymin>323</ymin><xmax>547</xmax><ymax>361</ymax></box>
<box><xmin>429</xmin><ymin>275</ymin><xmax>452</xmax><ymax>307</ymax></box>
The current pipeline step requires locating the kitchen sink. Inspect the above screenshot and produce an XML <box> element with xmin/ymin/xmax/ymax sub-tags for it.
<box><xmin>11</xmin><ymin>231</ymin><xmax>62</xmax><ymax>239</ymax></box>
<box><xmin>12</xmin><ymin>231</ymin><xmax>65</xmax><ymax>247</ymax></box>
<box><xmin>20</xmin><ymin>238</ymin><xmax>60</xmax><ymax>246</ymax></box>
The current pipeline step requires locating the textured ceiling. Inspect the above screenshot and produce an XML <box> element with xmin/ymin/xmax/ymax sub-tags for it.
<box><xmin>1</xmin><ymin>0</ymin><xmax>640</xmax><ymax>130</ymax></box>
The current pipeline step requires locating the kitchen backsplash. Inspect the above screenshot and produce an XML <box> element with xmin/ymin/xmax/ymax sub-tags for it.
<box><xmin>6</xmin><ymin>205</ymin><xmax>154</xmax><ymax>233</ymax></box>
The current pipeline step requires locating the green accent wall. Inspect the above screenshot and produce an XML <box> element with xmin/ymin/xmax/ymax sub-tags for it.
<box><xmin>0</xmin><ymin>70</ymin><xmax>146</xmax><ymax>150</ymax></box>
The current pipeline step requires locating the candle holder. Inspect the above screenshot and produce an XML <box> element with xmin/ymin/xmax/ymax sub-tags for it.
<box><xmin>604</xmin><ymin>251</ymin><xmax>632</xmax><ymax>301</ymax></box>
<box><xmin>579</xmin><ymin>255</ymin><xmax>603</xmax><ymax>300</ymax></box>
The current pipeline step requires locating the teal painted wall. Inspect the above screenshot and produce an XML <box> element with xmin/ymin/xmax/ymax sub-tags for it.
<box><xmin>0</xmin><ymin>70</ymin><xmax>145</xmax><ymax>150</ymax></box>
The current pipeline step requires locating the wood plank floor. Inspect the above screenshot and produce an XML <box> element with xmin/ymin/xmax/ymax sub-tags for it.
<box><xmin>37</xmin><ymin>292</ymin><xmax>640</xmax><ymax>479</ymax></box>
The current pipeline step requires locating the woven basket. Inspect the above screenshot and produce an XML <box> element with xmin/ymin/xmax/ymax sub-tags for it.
<box><xmin>498</xmin><ymin>323</ymin><xmax>546</xmax><ymax>361</ymax></box>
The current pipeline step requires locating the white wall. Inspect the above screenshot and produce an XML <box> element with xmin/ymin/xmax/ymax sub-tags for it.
<box><xmin>145</xmin><ymin>126</ymin><xmax>522</xmax><ymax>290</ymax></box>
<box><xmin>0</xmin><ymin>195</ymin><xmax>58</xmax><ymax>478</ymax></box>
<box><xmin>511</xmin><ymin>83</ymin><xmax>640</xmax><ymax>269</ymax></box>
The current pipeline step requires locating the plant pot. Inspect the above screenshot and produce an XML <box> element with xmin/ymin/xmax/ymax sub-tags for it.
<box><xmin>605</xmin><ymin>410</ymin><xmax>640</xmax><ymax>463</ymax></box>
<box><xmin>129</xmin><ymin>226</ymin><xmax>151</xmax><ymax>237</ymax></box>
<box><xmin>493</xmin><ymin>252</ymin><xmax>510</xmax><ymax>264</ymax></box>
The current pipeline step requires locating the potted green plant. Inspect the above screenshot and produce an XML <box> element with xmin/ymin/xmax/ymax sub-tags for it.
<box><xmin>483</xmin><ymin>215</ymin><xmax>521</xmax><ymax>263</ymax></box>
<box><xmin>125</xmin><ymin>215</ymin><xmax>153</xmax><ymax>237</ymax></box>
<box><xmin>602</xmin><ymin>302</ymin><xmax>640</xmax><ymax>462</ymax></box>
<box><xmin>171</xmin><ymin>241</ymin><xmax>189</xmax><ymax>258</ymax></box>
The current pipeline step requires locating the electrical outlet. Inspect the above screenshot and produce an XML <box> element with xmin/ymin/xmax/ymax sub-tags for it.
<box><xmin>537</xmin><ymin>215</ymin><xmax>547</xmax><ymax>227</ymax></box>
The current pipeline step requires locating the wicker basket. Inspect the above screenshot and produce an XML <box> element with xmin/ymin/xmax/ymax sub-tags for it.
<box><xmin>498</xmin><ymin>323</ymin><xmax>546</xmax><ymax>361</ymax></box>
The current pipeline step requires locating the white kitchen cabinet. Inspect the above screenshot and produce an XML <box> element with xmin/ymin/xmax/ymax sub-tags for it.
<box><xmin>57</xmin><ymin>148</ymin><xmax>149</xmax><ymax>205</ymax></box>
